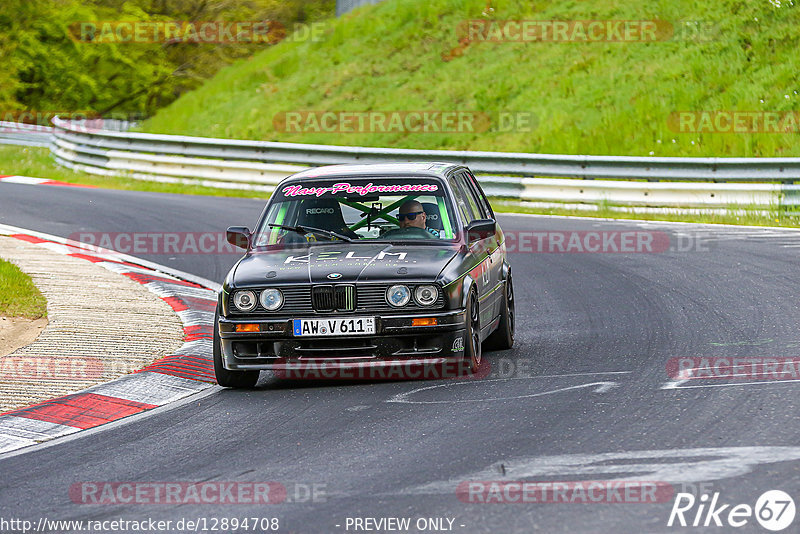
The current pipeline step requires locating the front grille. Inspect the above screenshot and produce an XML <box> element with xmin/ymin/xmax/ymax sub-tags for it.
<box><xmin>311</xmin><ymin>285</ymin><xmax>355</xmax><ymax>312</ymax></box>
<box><xmin>336</xmin><ymin>285</ymin><xmax>355</xmax><ymax>311</ymax></box>
<box><xmin>312</xmin><ymin>285</ymin><xmax>334</xmax><ymax>311</ymax></box>
<box><xmin>295</xmin><ymin>337</ymin><xmax>377</xmax><ymax>358</ymax></box>
<box><xmin>232</xmin><ymin>284</ymin><xmax>443</xmax><ymax>315</ymax></box>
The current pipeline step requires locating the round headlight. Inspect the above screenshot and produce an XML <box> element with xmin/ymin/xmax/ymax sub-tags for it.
<box><xmin>232</xmin><ymin>290</ymin><xmax>257</xmax><ymax>312</ymax></box>
<box><xmin>415</xmin><ymin>285</ymin><xmax>438</xmax><ymax>306</ymax></box>
<box><xmin>260</xmin><ymin>288</ymin><xmax>283</xmax><ymax>311</ymax></box>
<box><xmin>386</xmin><ymin>285</ymin><xmax>411</xmax><ymax>307</ymax></box>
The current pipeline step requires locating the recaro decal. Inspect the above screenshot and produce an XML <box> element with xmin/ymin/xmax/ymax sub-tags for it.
<box><xmin>306</xmin><ymin>208</ymin><xmax>335</xmax><ymax>214</ymax></box>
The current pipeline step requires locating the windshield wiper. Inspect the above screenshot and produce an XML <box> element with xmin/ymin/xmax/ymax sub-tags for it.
<box><xmin>268</xmin><ymin>223</ymin><xmax>354</xmax><ymax>243</ymax></box>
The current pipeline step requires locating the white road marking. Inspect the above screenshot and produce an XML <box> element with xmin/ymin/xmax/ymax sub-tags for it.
<box><xmin>664</xmin><ymin>379</ymin><xmax>800</xmax><ymax>390</ymax></box>
<box><xmin>661</xmin><ymin>367</ymin><xmax>694</xmax><ymax>390</ymax></box>
<box><xmin>662</xmin><ymin>363</ymin><xmax>800</xmax><ymax>390</ymax></box>
<box><xmin>513</xmin><ymin>371</ymin><xmax>632</xmax><ymax>378</ymax></box>
<box><xmin>402</xmin><ymin>446</ymin><xmax>800</xmax><ymax>495</ymax></box>
<box><xmin>0</xmin><ymin>176</ymin><xmax>49</xmax><ymax>185</ymax></box>
<box><xmin>387</xmin><ymin>375</ymin><xmax>624</xmax><ymax>404</ymax></box>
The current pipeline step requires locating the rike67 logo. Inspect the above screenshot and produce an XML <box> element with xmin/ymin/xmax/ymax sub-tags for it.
<box><xmin>668</xmin><ymin>490</ymin><xmax>795</xmax><ymax>531</ymax></box>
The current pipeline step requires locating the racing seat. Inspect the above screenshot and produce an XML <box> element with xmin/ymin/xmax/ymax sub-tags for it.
<box><xmin>294</xmin><ymin>198</ymin><xmax>359</xmax><ymax>239</ymax></box>
<box><xmin>421</xmin><ymin>202</ymin><xmax>444</xmax><ymax>232</ymax></box>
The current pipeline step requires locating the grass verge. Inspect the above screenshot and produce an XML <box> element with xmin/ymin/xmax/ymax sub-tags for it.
<box><xmin>0</xmin><ymin>258</ymin><xmax>47</xmax><ymax>319</ymax></box>
<box><xmin>140</xmin><ymin>0</ymin><xmax>800</xmax><ymax>158</ymax></box>
<box><xmin>0</xmin><ymin>145</ymin><xmax>266</xmax><ymax>199</ymax></box>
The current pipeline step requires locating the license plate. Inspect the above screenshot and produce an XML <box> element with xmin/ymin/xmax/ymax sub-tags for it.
<box><xmin>293</xmin><ymin>317</ymin><xmax>376</xmax><ymax>337</ymax></box>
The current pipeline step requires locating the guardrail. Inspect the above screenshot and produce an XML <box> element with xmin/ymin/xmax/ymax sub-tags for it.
<box><xmin>51</xmin><ymin>117</ymin><xmax>800</xmax><ymax>182</ymax></box>
<box><xmin>12</xmin><ymin>117</ymin><xmax>800</xmax><ymax>209</ymax></box>
<box><xmin>0</xmin><ymin>121</ymin><xmax>54</xmax><ymax>147</ymax></box>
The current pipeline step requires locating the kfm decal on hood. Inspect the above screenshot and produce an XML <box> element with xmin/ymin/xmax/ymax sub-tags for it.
<box><xmin>284</xmin><ymin>250</ymin><xmax>408</xmax><ymax>264</ymax></box>
<box><xmin>282</xmin><ymin>182</ymin><xmax>439</xmax><ymax>197</ymax></box>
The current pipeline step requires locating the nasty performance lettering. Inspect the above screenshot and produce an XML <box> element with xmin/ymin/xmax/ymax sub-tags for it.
<box><xmin>282</xmin><ymin>182</ymin><xmax>439</xmax><ymax>197</ymax></box>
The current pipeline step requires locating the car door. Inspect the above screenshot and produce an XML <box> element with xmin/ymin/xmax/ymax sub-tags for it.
<box><xmin>460</xmin><ymin>170</ymin><xmax>503</xmax><ymax>324</ymax></box>
<box><xmin>462</xmin><ymin>170</ymin><xmax>504</xmax><ymax>315</ymax></box>
<box><xmin>449</xmin><ymin>171</ymin><xmax>496</xmax><ymax>333</ymax></box>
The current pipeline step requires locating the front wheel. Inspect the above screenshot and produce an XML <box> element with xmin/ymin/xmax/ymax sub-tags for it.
<box><xmin>464</xmin><ymin>289</ymin><xmax>482</xmax><ymax>373</ymax></box>
<box><xmin>213</xmin><ymin>309</ymin><xmax>259</xmax><ymax>388</ymax></box>
<box><xmin>485</xmin><ymin>275</ymin><xmax>514</xmax><ymax>351</ymax></box>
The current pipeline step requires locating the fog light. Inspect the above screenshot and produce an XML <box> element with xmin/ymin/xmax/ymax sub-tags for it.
<box><xmin>412</xmin><ymin>318</ymin><xmax>438</xmax><ymax>326</ymax></box>
<box><xmin>235</xmin><ymin>323</ymin><xmax>260</xmax><ymax>332</ymax></box>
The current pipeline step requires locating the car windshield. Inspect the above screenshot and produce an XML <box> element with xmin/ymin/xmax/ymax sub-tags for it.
<box><xmin>252</xmin><ymin>177</ymin><xmax>458</xmax><ymax>247</ymax></box>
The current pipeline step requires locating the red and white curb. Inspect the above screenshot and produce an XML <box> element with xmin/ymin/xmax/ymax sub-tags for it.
<box><xmin>0</xmin><ymin>224</ymin><xmax>221</xmax><ymax>455</ymax></box>
<box><xmin>0</xmin><ymin>175</ymin><xmax>95</xmax><ymax>187</ymax></box>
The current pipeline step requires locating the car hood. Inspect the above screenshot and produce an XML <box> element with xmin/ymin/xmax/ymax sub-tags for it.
<box><xmin>232</xmin><ymin>243</ymin><xmax>461</xmax><ymax>286</ymax></box>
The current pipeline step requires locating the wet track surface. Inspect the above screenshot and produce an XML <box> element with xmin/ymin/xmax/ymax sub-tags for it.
<box><xmin>1</xmin><ymin>182</ymin><xmax>800</xmax><ymax>533</ymax></box>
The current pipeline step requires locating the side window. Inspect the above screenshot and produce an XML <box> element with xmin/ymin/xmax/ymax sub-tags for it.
<box><xmin>463</xmin><ymin>171</ymin><xmax>493</xmax><ymax>219</ymax></box>
<box><xmin>448</xmin><ymin>175</ymin><xmax>474</xmax><ymax>225</ymax></box>
<box><xmin>454</xmin><ymin>172</ymin><xmax>481</xmax><ymax>222</ymax></box>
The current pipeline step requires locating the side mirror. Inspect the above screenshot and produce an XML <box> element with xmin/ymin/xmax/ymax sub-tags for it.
<box><xmin>226</xmin><ymin>226</ymin><xmax>251</xmax><ymax>249</ymax></box>
<box><xmin>466</xmin><ymin>219</ymin><xmax>496</xmax><ymax>244</ymax></box>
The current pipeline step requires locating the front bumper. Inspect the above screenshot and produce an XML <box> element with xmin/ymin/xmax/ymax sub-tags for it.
<box><xmin>218</xmin><ymin>309</ymin><xmax>468</xmax><ymax>373</ymax></box>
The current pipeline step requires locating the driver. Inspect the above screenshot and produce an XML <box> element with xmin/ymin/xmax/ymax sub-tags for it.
<box><xmin>382</xmin><ymin>200</ymin><xmax>440</xmax><ymax>239</ymax></box>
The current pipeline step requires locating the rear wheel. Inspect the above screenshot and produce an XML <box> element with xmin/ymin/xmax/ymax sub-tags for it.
<box><xmin>213</xmin><ymin>308</ymin><xmax>259</xmax><ymax>388</ymax></box>
<box><xmin>485</xmin><ymin>275</ymin><xmax>514</xmax><ymax>351</ymax></box>
<box><xmin>464</xmin><ymin>289</ymin><xmax>482</xmax><ymax>373</ymax></box>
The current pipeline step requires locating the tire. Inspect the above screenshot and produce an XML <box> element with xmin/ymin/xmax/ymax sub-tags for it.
<box><xmin>485</xmin><ymin>275</ymin><xmax>515</xmax><ymax>351</ymax></box>
<box><xmin>213</xmin><ymin>308</ymin><xmax>259</xmax><ymax>388</ymax></box>
<box><xmin>464</xmin><ymin>289</ymin><xmax>482</xmax><ymax>373</ymax></box>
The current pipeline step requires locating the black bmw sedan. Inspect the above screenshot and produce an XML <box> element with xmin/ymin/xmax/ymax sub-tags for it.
<box><xmin>215</xmin><ymin>162</ymin><xmax>514</xmax><ymax>387</ymax></box>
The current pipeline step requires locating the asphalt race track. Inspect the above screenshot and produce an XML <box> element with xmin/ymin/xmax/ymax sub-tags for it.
<box><xmin>2</xmin><ymin>182</ymin><xmax>800</xmax><ymax>533</ymax></box>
